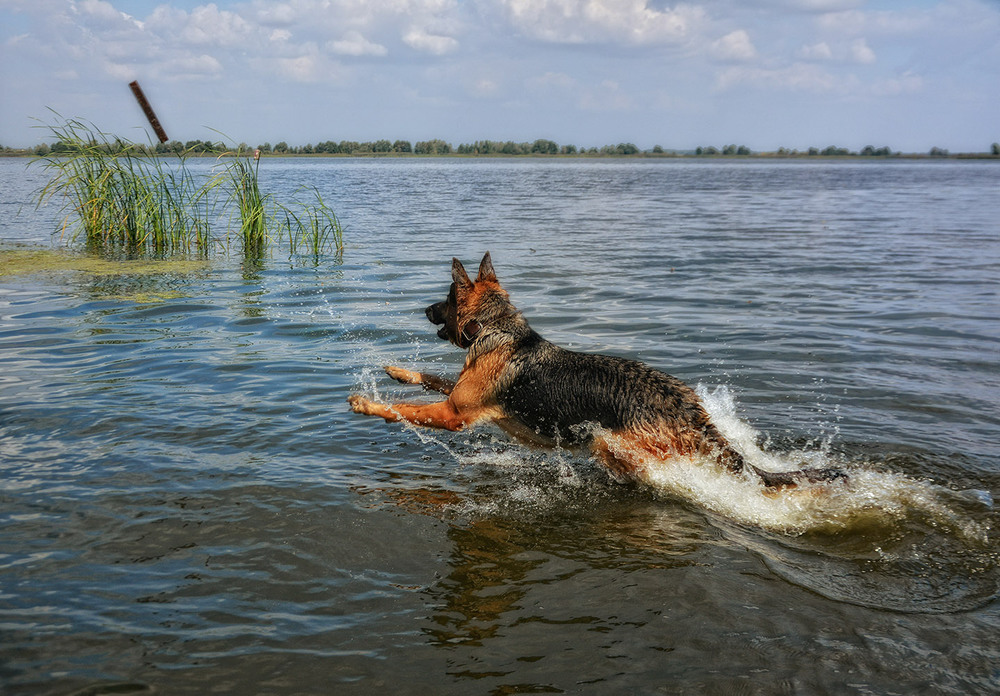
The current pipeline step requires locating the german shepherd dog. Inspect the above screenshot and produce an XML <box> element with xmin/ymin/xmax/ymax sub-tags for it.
<box><xmin>348</xmin><ymin>253</ymin><xmax>846</xmax><ymax>490</ymax></box>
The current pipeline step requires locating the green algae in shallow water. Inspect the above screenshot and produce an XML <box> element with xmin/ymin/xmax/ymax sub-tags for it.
<box><xmin>0</xmin><ymin>247</ymin><xmax>208</xmax><ymax>278</ymax></box>
<box><xmin>0</xmin><ymin>247</ymin><xmax>208</xmax><ymax>302</ymax></box>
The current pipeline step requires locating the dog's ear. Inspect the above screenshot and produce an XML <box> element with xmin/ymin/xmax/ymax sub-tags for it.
<box><xmin>452</xmin><ymin>257</ymin><xmax>473</xmax><ymax>288</ymax></box>
<box><xmin>476</xmin><ymin>252</ymin><xmax>497</xmax><ymax>283</ymax></box>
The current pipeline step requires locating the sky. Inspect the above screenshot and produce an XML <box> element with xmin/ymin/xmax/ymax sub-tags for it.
<box><xmin>1</xmin><ymin>0</ymin><xmax>998</xmax><ymax>152</ymax></box>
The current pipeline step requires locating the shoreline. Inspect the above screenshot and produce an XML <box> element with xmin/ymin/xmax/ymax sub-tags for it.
<box><xmin>3</xmin><ymin>150</ymin><xmax>999</xmax><ymax>160</ymax></box>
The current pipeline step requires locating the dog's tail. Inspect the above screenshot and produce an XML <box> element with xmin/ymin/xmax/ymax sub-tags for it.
<box><xmin>715</xmin><ymin>437</ymin><xmax>847</xmax><ymax>490</ymax></box>
<box><xmin>749</xmin><ymin>463</ymin><xmax>848</xmax><ymax>490</ymax></box>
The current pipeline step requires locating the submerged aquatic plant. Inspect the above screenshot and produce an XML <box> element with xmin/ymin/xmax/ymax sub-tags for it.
<box><xmin>33</xmin><ymin>116</ymin><xmax>345</xmax><ymax>260</ymax></box>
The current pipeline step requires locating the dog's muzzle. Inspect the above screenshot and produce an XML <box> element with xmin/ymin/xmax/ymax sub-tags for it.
<box><xmin>426</xmin><ymin>301</ymin><xmax>449</xmax><ymax>340</ymax></box>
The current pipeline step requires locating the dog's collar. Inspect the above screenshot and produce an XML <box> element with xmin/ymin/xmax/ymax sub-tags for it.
<box><xmin>459</xmin><ymin>320</ymin><xmax>481</xmax><ymax>347</ymax></box>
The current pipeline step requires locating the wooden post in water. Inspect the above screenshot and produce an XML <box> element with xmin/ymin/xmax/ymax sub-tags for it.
<box><xmin>128</xmin><ymin>80</ymin><xmax>169</xmax><ymax>143</ymax></box>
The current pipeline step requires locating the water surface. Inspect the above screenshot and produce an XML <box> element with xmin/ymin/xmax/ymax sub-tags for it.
<box><xmin>2</xmin><ymin>157</ymin><xmax>999</xmax><ymax>694</ymax></box>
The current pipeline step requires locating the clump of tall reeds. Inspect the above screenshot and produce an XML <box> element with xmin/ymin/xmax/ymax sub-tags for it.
<box><xmin>216</xmin><ymin>149</ymin><xmax>344</xmax><ymax>259</ymax></box>
<box><xmin>33</xmin><ymin>117</ymin><xmax>345</xmax><ymax>260</ymax></box>
<box><xmin>34</xmin><ymin>118</ymin><xmax>212</xmax><ymax>256</ymax></box>
<box><xmin>221</xmin><ymin>150</ymin><xmax>270</xmax><ymax>257</ymax></box>
<box><xmin>282</xmin><ymin>188</ymin><xmax>344</xmax><ymax>258</ymax></box>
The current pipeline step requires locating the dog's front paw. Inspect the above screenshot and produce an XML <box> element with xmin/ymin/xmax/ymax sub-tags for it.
<box><xmin>348</xmin><ymin>394</ymin><xmax>377</xmax><ymax>415</ymax></box>
<box><xmin>384</xmin><ymin>365</ymin><xmax>420</xmax><ymax>384</ymax></box>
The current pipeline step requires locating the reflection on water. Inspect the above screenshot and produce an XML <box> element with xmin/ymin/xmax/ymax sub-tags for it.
<box><xmin>1</xmin><ymin>158</ymin><xmax>999</xmax><ymax>694</ymax></box>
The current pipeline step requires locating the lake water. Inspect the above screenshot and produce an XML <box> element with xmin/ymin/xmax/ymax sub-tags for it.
<box><xmin>2</xmin><ymin>156</ymin><xmax>999</xmax><ymax>694</ymax></box>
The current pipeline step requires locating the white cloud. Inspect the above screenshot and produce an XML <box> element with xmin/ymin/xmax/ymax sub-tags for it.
<box><xmin>578</xmin><ymin>79</ymin><xmax>633</xmax><ymax>111</ymax></box>
<box><xmin>252</xmin><ymin>2</ymin><xmax>298</xmax><ymax>28</ymax></box>
<box><xmin>248</xmin><ymin>0</ymin><xmax>463</xmax><ymax>49</ymax></box>
<box><xmin>498</xmin><ymin>0</ymin><xmax>705</xmax><ymax>45</ymax></box>
<box><xmin>403</xmin><ymin>27</ymin><xmax>459</xmax><ymax>54</ymax></box>
<box><xmin>67</xmin><ymin>3</ymin><xmax>258</xmax><ymax>81</ymax></box>
<box><xmin>277</xmin><ymin>54</ymin><xmax>318</xmax><ymax>82</ymax></box>
<box><xmin>797</xmin><ymin>37</ymin><xmax>874</xmax><ymax>64</ymax></box>
<box><xmin>715</xmin><ymin>62</ymin><xmax>846</xmax><ymax>93</ymax></box>
<box><xmin>779</xmin><ymin>0</ymin><xmax>863</xmax><ymax>11</ymax></box>
<box><xmin>72</xmin><ymin>0</ymin><xmax>138</xmax><ymax>28</ymax></box>
<box><xmin>102</xmin><ymin>59</ymin><xmax>136</xmax><ymax>81</ymax></box>
<box><xmin>871</xmin><ymin>70</ymin><xmax>923</xmax><ymax>96</ymax></box>
<box><xmin>4</xmin><ymin>33</ymin><xmax>31</xmax><ymax>48</ymax></box>
<box><xmin>166</xmin><ymin>53</ymin><xmax>225</xmax><ymax>80</ymax></box>
<box><xmin>818</xmin><ymin>8</ymin><xmax>928</xmax><ymax>36</ymax></box>
<box><xmin>328</xmin><ymin>30</ymin><xmax>388</xmax><ymax>57</ymax></box>
<box><xmin>527</xmin><ymin>71</ymin><xmax>576</xmax><ymax>91</ymax></box>
<box><xmin>273</xmin><ymin>49</ymin><xmax>344</xmax><ymax>83</ymax></box>
<box><xmin>798</xmin><ymin>41</ymin><xmax>833</xmax><ymax>61</ymax></box>
<box><xmin>470</xmin><ymin>77</ymin><xmax>500</xmax><ymax>97</ymax></box>
<box><xmin>710</xmin><ymin>30</ymin><xmax>757</xmax><ymax>62</ymax></box>
<box><xmin>179</xmin><ymin>4</ymin><xmax>254</xmax><ymax>47</ymax></box>
<box><xmin>849</xmin><ymin>37</ymin><xmax>875</xmax><ymax>64</ymax></box>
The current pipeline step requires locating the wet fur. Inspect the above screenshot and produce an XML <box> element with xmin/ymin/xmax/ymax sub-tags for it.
<box><xmin>349</xmin><ymin>253</ymin><xmax>845</xmax><ymax>490</ymax></box>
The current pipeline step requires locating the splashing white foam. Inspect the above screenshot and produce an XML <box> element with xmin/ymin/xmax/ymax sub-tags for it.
<box><xmin>627</xmin><ymin>384</ymin><xmax>993</xmax><ymax>540</ymax></box>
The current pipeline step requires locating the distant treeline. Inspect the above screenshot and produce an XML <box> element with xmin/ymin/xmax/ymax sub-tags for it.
<box><xmin>10</xmin><ymin>138</ymin><xmax>647</xmax><ymax>157</ymax></box>
<box><xmin>5</xmin><ymin>138</ymin><xmax>1000</xmax><ymax>158</ymax></box>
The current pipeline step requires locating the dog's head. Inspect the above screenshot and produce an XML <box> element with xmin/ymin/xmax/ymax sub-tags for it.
<box><xmin>426</xmin><ymin>252</ymin><xmax>510</xmax><ymax>349</ymax></box>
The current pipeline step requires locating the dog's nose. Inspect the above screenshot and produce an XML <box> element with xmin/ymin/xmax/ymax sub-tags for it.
<box><xmin>426</xmin><ymin>301</ymin><xmax>446</xmax><ymax>324</ymax></box>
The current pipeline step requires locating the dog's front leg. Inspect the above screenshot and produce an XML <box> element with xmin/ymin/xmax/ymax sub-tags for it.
<box><xmin>348</xmin><ymin>394</ymin><xmax>470</xmax><ymax>431</ymax></box>
<box><xmin>384</xmin><ymin>366</ymin><xmax>455</xmax><ymax>395</ymax></box>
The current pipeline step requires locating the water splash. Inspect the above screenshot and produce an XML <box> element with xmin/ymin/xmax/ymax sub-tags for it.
<box><xmin>679</xmin><ymin>385</ymin><xmax>998</xmax><ymax>612</ymax></box>
<box><xmin>655</xmin><ymin>384</ymin><xmax>996</xmax><ymax>541</ymax></box>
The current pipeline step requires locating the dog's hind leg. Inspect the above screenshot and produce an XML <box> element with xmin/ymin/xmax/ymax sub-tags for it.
<box><xmin>590</xmin><ymin>436</ymin><xmax>647</xmax><ymax>483</ymax></box>
<box><xmin>384</xmin><ymin>366</ymin><xmax>455</xmax><ymax>395</ymax></box>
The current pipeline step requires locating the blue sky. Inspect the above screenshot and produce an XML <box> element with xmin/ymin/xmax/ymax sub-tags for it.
<box><xmin>1</xmin><ymin>0</ymin><xmax>998</xmax><ymax>152</ymax></box>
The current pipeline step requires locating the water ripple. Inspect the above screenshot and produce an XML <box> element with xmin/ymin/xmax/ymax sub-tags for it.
<box><xmin>2</xmin><ymin>158</ymin><xmax>999</xmax><ymax>694</ymax></box>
